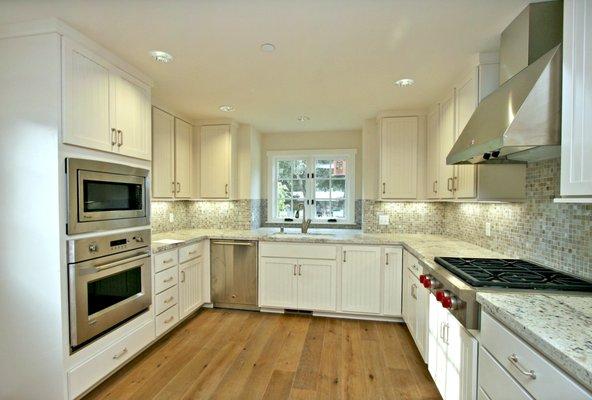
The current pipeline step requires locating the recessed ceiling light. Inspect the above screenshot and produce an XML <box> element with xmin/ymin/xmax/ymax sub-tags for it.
<box><xmin>395</xmin><ymin>78</ymin><xmax>415</xmax><ymax>87</ymax></box>
<box><xmin>297</xmin><ymin>115</ymin><xmax>310</xmax><ymax>122</ymax></box>
<box><xmin>260</xmin><ymin>43</ymin><xmax>276</xmax><ymax>52</ymax></box>
<box><xmin>219</xmin><ymin>105</ymin><xmax>235</xmax><ymax>112</ymax></box>
<box><xmin>149</xmin><ymin>50</ymin><xmax>173</xmax><ymax>63</ymax></box>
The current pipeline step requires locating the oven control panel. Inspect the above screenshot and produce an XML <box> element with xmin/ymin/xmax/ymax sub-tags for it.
<box><xmin>68</xmin><ymin>229</ymin><xmax>151</xmax><ymax>263</ymax></box>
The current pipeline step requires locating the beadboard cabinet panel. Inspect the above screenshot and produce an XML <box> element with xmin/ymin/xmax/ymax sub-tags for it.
<box><xmin>201</xmin><ymin>125</ymin><xmax>231</xmax><ymax>198</ymax></box>
<box><xmin>259</xmin><ymin>257</ymin><xmax>298</xmax><ymax>309</ymax></box>
<box><xmin>341</xmin><ymin>246</ymin><xmax>382</xmax><ymax>314</ymax></box>
<box><xmin>152</xmin><ymin>108</ymin><xmax>175</xmax><ymax>198</ymax></box>
<box><xmin>297</xmin><ymin>259</ymin><xmax>336</xmax><ymax>312</ymax></box>
<box><xmin>174</xmin><ymin>118</ymin><xmax>192</xmax><ymax>198</ymax></box>
<box><xmin>179</xmin><ymin>258</ymin><xmax>202</xmax><ymax>319</ymax></box>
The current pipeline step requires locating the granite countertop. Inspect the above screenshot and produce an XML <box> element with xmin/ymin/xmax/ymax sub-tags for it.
<box><xmin>477</xmin><ymin>292</ymin><xmax>592</xmax><ymax>392</ymax></box>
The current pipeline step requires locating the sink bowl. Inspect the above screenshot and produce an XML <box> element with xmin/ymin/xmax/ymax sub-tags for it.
<box><xmin>271</xmin><ymin>232</ymin><xmax>335</xmax><ymax>239</ymax></box>
<box><xmin>153</xmin><ymin>239</ymin><xmax>184</xmax><ymax>244</ymax></box>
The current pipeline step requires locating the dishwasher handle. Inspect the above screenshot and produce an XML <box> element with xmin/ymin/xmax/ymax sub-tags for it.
<box><xmin>211</xmin><ymin>241</ymin><xmax>255</xmax><ymax>246</ymax></box>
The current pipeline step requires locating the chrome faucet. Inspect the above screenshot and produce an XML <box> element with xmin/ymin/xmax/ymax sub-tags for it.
<box><xmin>295</xmin><ymin>203</ymin><xmax>312</xmax><ymax>233</ymax></box>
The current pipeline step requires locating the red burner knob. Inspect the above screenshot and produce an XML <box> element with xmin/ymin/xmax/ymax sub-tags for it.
<box><xmin>419</xmin><ymin>274</ymin><xmax>427</xmax><ymax>284</ymax></box>
<box><xmin>441</xmin><ymin>296</ymin><xmax>453</xmax><ymax>309</ymax></box>
<box><xmin>435</xmin><ymin>290</ymin><xmax>446</xmax><ymax>302</ymax></box>
<box><xmin>423</xmin><ymin>278</ymin><xmax>432</xmax><ymax>288</ymax></box>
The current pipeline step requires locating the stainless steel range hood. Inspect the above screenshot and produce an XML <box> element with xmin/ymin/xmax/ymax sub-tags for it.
<box><xmin>447</xmin><ymin>1</ymin><xmax>563</xmax><ymax>165</ymax></box>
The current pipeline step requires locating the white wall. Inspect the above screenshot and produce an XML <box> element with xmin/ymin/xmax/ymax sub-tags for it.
<box><xmin>0</xmin><ymin>33</ymin><xmax>66</xmax><ymax>399</ymax></box>
<box><xmin>237</xmin><ymin>124</ymin><xmax>262</xmax><ymax>199</ymax></box>
<box><xmin>260</xmin><ymin>130</ymin><xmax>363</xmax><ymax>199</ymax></box>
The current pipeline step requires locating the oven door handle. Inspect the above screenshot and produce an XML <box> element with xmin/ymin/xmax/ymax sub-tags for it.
<box><xmin>95</xmin><ymin>253</ymin><xmax>150</xmax><ymax>271</ymax></box>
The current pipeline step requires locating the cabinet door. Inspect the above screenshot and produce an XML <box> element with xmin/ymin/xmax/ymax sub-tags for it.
<box><xmin>259</xmin><ymin>257</ymin><xmax>298</xmax><ymax>309</ymax></box>
<box><xmin>174</xmin><ymin>118</ymin><xmax>192</xmax><ymax>198</ymax></box>
<box><xmin>426</xmin><ymin>106</ymin><xmax>440</xmax><ymax>199</ymax></box>
<box><xmin>415</xmin><ymin>284</ymin><xmax>430</xmax><ymax>362</ymax></box>
<box><xmin>380</xmin><ymin>116</ymin><xmax>418</xmax><ymax>199</ymax></box>
<box><xmin>428</xmin><ymin>294</ymin><xmax>448</xmax><ymax>396</ymax></box>
<box><xmin>383</xmin><ymin>247</ymin><xmax>403</xmax><ymax>316</ymax></box>
<box><xmin>341</xmin><ymin>246</ymin><xmax>381</xmax><ymax>314</ymax></box>
<box><xmin>439</xmin><ymin>91</ymin><xmax>456</xmax><ymax>199</ymax></box>
<box><xmin>62</xmin><ymin>38</ymin><xmax>112</xmax><ymax>152</ymax></box>
<box><xmin>454</xmin><ymin>71</ymin><xmax>478</xmax><ymax>199</ymax></box>
<box><xmin>200</xmin><ymin>125</ymin><xmax>230</xmax><ymax>198</ymax></box>
<box><xmin>297</xmin><ymin>259</ymin><xmax>336</xmax><ymax>312</ymax></box>
<box><xmin>179</xmin><ymin>258</ymin><xmax>203</xmax><ymax>319</ymax></box>
<box><xmin>403</xmin><ymin>268</ymin><xmax>418</xmax><ymax>336</ymax></box>
<box><xmin>561</xmin><ymin>0</ymin><xmax>592</xmax><ymax>197</ymax></box>
<box><xmin>152</xmin><ymin>108</ymin><xmax>175</xmax><ymax>198</ymax></box>
<box><xmin>111</xmin><ymin>73</ymin><xmax>151</xmax><ymax>160</ymax></box>
<box><xmin>445</xmin><ymin>310</ymin><xmax>478</xmax><ymax>400</ymax></box>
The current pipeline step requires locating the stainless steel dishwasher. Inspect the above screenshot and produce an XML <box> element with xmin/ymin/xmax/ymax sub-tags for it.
<box><xmin>210</xmin><ymin>240</ymin><xmax>259</xmax><ymax>310</ymax></box>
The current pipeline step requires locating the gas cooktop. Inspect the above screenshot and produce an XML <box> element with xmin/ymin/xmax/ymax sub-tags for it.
<box><xmin>434</xmin><ymin>257</ymin><xmax>592</xmax><ymax>291</ymax></box>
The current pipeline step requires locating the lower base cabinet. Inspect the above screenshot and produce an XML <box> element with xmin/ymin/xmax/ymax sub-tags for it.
<box><xmin>341</xmin><ymin>246</ymin><xmax>382</xmax><ymax>314</ymax></box>
<box><xmin>179</xmin><ymin>257</ymin><xmax>203</xmax><ymax>318</ymax></box>
<box><xmin>402</xmin><ymin>250</ymin><xmax>428</xmax><ymax>361</ymax></box>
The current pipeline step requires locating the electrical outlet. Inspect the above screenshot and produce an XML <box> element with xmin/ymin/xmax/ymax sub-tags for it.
<box><xmin>485</xmin><ymin>222</ymin><xmax>491</xmax><ymax>237</ymax></box>
<box><xmin>378</xmin><ymin>214</ymin><xmax>389</xmax><ymax>225</ymax></box>
<box><xmin>169</xmin><ymin>213</ymin><xmax>174</xmax><ymax>223</ymax></box>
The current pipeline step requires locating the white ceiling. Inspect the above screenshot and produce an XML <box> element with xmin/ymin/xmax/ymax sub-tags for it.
<box><xmin>1</xmin><ymin>0</ymin><xmax>530</xmax><ymax>132</ymax></box>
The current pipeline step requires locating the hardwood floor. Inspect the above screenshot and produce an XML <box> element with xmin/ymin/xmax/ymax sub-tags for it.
<box><xmin>84</xmin><ymin>309</ymin><xmax>441</xmax><ymax>400</ymax></box>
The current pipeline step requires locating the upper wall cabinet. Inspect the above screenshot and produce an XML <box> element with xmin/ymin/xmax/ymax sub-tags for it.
<box><xmin>560</xmin><ymin>0</ymin><xmax>592</xmax><ymax>201</ymax></box>
<box><xmin>200</xmin><ymin>124</ymin><xmax>237</xmax><ymax>199</ymax></box>
<box><xmin>152</xmin><ymin>107</ymin><xmax>193</xmax><ymax>198</ymax></box>
<box><xmin>62</xmin><ymin>38</ymin><xmax>151</xmax><ymax>160</ymax></box>
<box><xmin>379</xmin><ymin>116</ymin><xmax>419</xmax><ymax>199</ymax></box>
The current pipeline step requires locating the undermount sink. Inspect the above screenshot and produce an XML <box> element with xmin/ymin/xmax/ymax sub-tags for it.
<box><xmin>153</xmin><ymin>239</ymin><xmax>184</xmax><ymax>244</ymax></box>
<box><xmin>271</xmin><ymin>232</ymin><xmax>335</xmax><ymax>239</ymax></box>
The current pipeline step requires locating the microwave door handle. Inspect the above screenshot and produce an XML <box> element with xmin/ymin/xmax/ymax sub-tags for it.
<box><xmin>95</xmin><ymin>253</ymin><xmax>150</xmax><ymax>271</ymax></box>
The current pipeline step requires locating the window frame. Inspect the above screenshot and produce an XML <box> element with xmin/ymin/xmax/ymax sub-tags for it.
<box><xmin>267</xmin><ymin>149</ymin><xmax>356</xmax><ymax>225</ymax></box>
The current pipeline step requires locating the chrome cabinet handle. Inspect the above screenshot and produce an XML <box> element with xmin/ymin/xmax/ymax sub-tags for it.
<box><xmin>382</xmin><ymin>182</ymin><xmax>386</xmax><ymax>194</ymax></box>
<box><xmin>117</xmin><ymin>129</ymin><xmax>123</xmax><ymax>147</ymax></box>
<box><xmin>164</xmin><ymin>296</ymin><xmax>174</xmax><ymax>304</ymax></box>
<box><xmin>447</xmin><ymin>177</ymin><xmax>453</xmax><ymax>192</ymax></box>
<box><xmin>293</xmin><ymin>264</ymin><xmax>297</xmax><ymax>276</ymax></box>
<box><xmin>164</xmin><ymin>316</ymin><xmax>174</xmax><ymax>324</ymax></box>
<box><xmin>440</xmin><ymin>322</ymin><xmax>445</xmax><ymax>340</ymax></box>
<box><xmin>343</xmin><ymin>251</ymin><xmax>347</xmax><ymax>263</ymax></box>
<box><xmin>180</xmin><ymin>270</ymin><xmax>186</xmax><ymax>283</ymax></box>
<box><xmin>225</xmin><ymin>184</ymin><xmax>229</xmax><ymax>195</ymax></box>
<box><xmin>411</xmin><ymin>283</ymin><xmax>417</xmax><ymax>300</ymax></box>
<box><xmin>188</xmin><ymin>250</ymin><xmax>197</xmax><ymax>255</ymax></box>
<box><xmin>452</xmin><ymin>176</ymin><xmax>458</xmax><ymax>192</ymax></box>
<box><xmin>112</xmin><ymin>347</ymin><xmax>128</xmax><ymax>360</ymax></box>
<box><xmin>433</xmin><ymin>180</ymin><xmax>438</xmax><ymax>193</ymax></box>
<box><xmin>111</xmin><ymin>128</ymin><xmax>118</xmax><ymax>145</ymax></box>
<box><xmin>444</xmin><ymin>323</ymin><xmax>449</xmax><ymax>344</ymax></box>
<box><xmin>177</xmin><ymin>182</ymin><xmax>181</xmax><ymax>192</ymax></box>
<box><xmin>386</xmin><ymin>253</ymin><xmax>389</xmax><ymax>266</ymax></box>
<box><xmin>298</xmin><ymin>264</ymin><xmax>302</xmax><ymax>276</ymax></box>
<box><xmin>163</xmin><ymin>276</ymin><xmax>174</xmax><ymax>283</ymax></box>
<box><xmin>507</xmin><ymin>354</ymin><xmax>536</xmax><ymax>379</ymax></box>
<box><xmin>163</xmin><ymin>258</ymin><xmax>174</xmax><ymax>264</ymax></box>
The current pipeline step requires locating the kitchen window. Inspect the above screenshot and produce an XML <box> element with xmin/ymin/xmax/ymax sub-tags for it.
<box><xmin>267</xmin><ymin>149</ymin><xmax>356</xmax><ymax>224</ymax></box>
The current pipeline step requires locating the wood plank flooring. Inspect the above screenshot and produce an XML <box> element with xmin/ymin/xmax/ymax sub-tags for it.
<box><xmin>84</xmin><ymin>309</ymin><xmax>441</xmax><ymax>400</ymax></box>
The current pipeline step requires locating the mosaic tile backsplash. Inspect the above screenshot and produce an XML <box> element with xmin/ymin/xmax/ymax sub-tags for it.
<box><xmin>362</xmin><ymin>200</ymin><xmax>445</xmax><ymax>234</ymax></box>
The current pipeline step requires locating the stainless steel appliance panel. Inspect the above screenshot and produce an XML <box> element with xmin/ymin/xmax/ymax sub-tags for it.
<box><xmin>210</xmin><ymin>240</ymin><xmax>258</xmax><ymax>310</ymax></box>
<box><xmin>67</xmin><ymin>158</ymin><xmax>150</xmax><ymax>234</ymax></box>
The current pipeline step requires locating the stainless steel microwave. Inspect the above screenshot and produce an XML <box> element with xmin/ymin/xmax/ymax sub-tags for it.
<box><xmin>66</xmin><ymin>158</ymin><xmax>150</xmax><ymax>234</ymax></box>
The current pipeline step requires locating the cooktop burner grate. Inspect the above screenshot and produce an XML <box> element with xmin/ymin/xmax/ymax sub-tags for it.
<box><xmin>434</xmin><ymin>257</ymin><xmax>592</xmax><ymax>291</ymax></box>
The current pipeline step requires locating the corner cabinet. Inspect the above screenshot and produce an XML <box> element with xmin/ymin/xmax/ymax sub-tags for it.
<box><xmin>200</xmin><ymin>124</ymin><xmax>237</xmax><ymax>199</ymax></box>
<box><xmin>152</xmin><ymin>107</ymin><xmax>193</xmax><ymax>198</ymax></box>
<box><xmin>560</xmin><ymin>0</ymin><xmax>592</xmax><ymax>201</ymax></box>
<box><xmin>379</xmin><ymin>116</ymin><xmax>419</xmax><ymax>199</ymax></box>
<box><xmin>62</xmin><ymin>38</ymin><xmax>151</xmax><ymax>160</ymax></box>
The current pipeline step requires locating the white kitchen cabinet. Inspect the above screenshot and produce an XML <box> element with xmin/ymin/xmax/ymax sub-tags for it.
<box><xmin>402</xmin><ymin>267</ymin><xmax>418</xmax><ymax>337</ymax></box>
<box><xmin>402</xmin><ymin>250</ymin><xmax>428</xmax><ymax>361</ymax></box>
<box><xmin>259</xmin><ymin>256</ymin><xmax>336</xmax><ymax>311</ymax></box>
<box><xmin>296</xmin><ymin>259</ymin><xmax>336</xmax><ymax>312</ymax></box>
<box><xmin>379</xmin><ymin>116</ymin><xmax>419</xmax><ymax>199</ymax></box>
<box><xmin>62</xmin><ymin>37</ymin><xmax>151</xmax><ymax>160</ymax></box>
<box><xmin>259</xmin><ymin>257</ymin><xmax>299</xmax><ymax>309</ymax></box>
<box><xmin>179</xmin><ymin>257</ymin><xmax>203</xmax><ymax>318</ymax></box>
<box><xmin>382</xmin><ymin>247</ymin><xmax>403</xmax><ymax>317</ymax></box>
<box><xmin>438</xmin><ymin>91</ymin><xmax>456</xmax><ymax>199</ymax></box>
<box><xmin>416</xmin><ymin>283</ymin><xmax>429</xmax><ymax>362</ymax></box>
<box><xmin>428</xmin><ymin>294</ymin><xmax>478</xmax><ymax>400</ymax></box>
<box><xmin>152</xmin><ymin>108</ymin><xmax>175</xmax><ymax>197</ymax></box>
<box><xmin>200</xmin><ymin>124</ymin><xmax>237</xmax><ymax>198</ymax></box>
<box><xmin>341</xmin><ymin>245</ymin><xmax>382</xmax><ymax>314</ymax></box>
<box><xmin>426</xmin><ymin>105</ymin><xmax>441</xmax><ymax>199</ymax></box>
<box><xmin>560</xmin><ymin>0</ymin><xmax>592</xmax><ymax>200</ymax></box>
<box><xmin>454</xmin><ymin>70</ymin><xmax>478</xmax><ymax>198</ymax></box>
<box><xmin>152</xmin><ymin>108</ymin><xmax>194</xmax><ymax>198</ymax></box>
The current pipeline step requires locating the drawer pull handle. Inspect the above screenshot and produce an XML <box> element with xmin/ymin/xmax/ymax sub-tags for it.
<box><xmin>164</xmin><ymin>316</ymin><xmax>174</xmax><ymax>324</ymax></box>
<box><xmin>188</xmin><ymin>250</ymin><xmax>198</xmax><ymax>255</ymax></box>
<box><xmin>112</xmin><ymin>347</ymin><xmax>128</xmax><ymax>360</ymax></box>
<box><xmin>163</xmin><ymin>277</ymin><xmax>174</xmax><ymax>283</ymax></box>
<box><xmin>507</xmin><ymin>354</ymin><xmax>536</xmax><ymax>379</ymax></box>
<box><xmin>164</xmin><ymin>296</ymin><xmax>174</xmax><ymax>304</ymax></box>
<box><xmin>163</xmin><ymin>258</ymin><xmax>174</xmax><ymax>264</ymax></box>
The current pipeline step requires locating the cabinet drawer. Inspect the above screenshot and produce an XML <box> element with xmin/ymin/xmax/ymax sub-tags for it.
<box><xmin>155</xmin><ymin>285</ymin><xmax>178</xmax><ymax>315</ymax></box>
<box><xmin>260</xmin><ymin>242</ymin><xmax>336</xmax><ymax>260</ymax></box>
<box><xmin>68</xmin><ymin>320</ymin><xmax>154</xmax><ymax>399</ymax></box>
<box><xmin>179</xmin><ymin>242</ymin><xmax>203</xmax><ymax>263</ymax></box>
<box><xmin>479</xmin><ymin>347</ymin><xmax>533</xmax><ymax>400</ymax></box>
<box><xmin>481</xmin><ymin>312</ymin><xmax>591</xmax><ymax>400</ymax></box>
<box><xmin>155</xmin><ymin>266</ymin><xmax>178</xmax><ymax>294</ymax></box>
<box><xmin>155</xmin><ymin>304</ymin><xmax>179</xmax><ymax>337</ymax></box>
<box><xmin>403</xmin><ymin>250</ymin><xmax>421</xmax><ymax>277</ymax></box>
<box><xmin>154</xmin><ymin>250</ymin><xmax>178</xmax><ymax>273</ymax></box>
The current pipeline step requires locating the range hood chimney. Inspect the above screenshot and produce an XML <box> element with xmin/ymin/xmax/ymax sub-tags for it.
<box><xmin>447</xmin><ymin>1</ymin><xmax>563</xmax><ymax>165</ymax></box>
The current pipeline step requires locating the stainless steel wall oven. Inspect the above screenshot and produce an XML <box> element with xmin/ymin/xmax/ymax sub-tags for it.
<box><xmin>66</xmin><ymin>158</ymin><xmax>150</xmax><ymax>234</ymax></box>
<box><xmin>68</xmin><ymin>229</ymin><xmax>152</xmax><ymax>348</ymax></box>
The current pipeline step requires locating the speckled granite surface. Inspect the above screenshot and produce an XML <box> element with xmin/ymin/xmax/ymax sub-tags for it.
<box><xmin>477</xmin><ymin>292</ymin><xmax>592</xmax><ymax>391</ymax></box>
